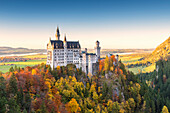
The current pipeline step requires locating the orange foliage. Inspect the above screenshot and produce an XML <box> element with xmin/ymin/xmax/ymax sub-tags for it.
<box><xmin>65</xmin><ymin>98</ymin><xmax>81</xmax><ymax>113</ymax></box>
<box><xmin>99</xmin><ymin>60</ymin><xmax>104</xmax><ymax>72</ymax></box>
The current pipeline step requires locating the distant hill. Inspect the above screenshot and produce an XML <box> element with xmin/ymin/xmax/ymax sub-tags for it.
<box><xmin>144</xmin><ymin>37</ymin><xmax>170</xmax><ymax>63</ymax></box>
<box><xmin>0</xmin><ymin>46</ymin><xmax>154</xmax><ymax>56</ymax></box>
<box><xmin>0</xmin><ymin>47</ymin><xmax>46</xmax><ymax>55</ymax></box>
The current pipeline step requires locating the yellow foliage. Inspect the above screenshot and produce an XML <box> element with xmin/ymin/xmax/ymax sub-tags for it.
<box><xmin>128</xmin><ymin>98</ymin><xmax>135</xmax><ymax>108</ymax></box>
<box><xmin>96</xmin><ymin>104</ymin><xmax>101</xmax><ymax>113</ymax></box>
<box><xmin>14</xmin><ymin>71</ymin><xmax>18</xmax><ymax>75</ymax></box>
<box><xmin>107</xmin><ymin>100</ymin><xmax>113</xmax><ymax>112</ymax></box>
<box><xmin>45</xmin><ymin>81</ymin><xmax>51</xmax><ymax>90</ymax></box>
<box><xmin>63</xmin><ymin>90</ymin><xmax>70</xmax><ymax>97</ymax></box>
<box><xmin>90</xmin><ymin>84</ymin><xmax>96</xmax><ymax>93</ymax></box>
<box><xmin>110</xmin><ymin>66</ymin><xmax>114</xmax><ymax>72</ymax></box>
<box><xmin>66</xmin><ymin>98</ymin><xmax>80</xmax><ymax>113</ymax></box>
<box><xmin>135</xmin><ymin>83</ymin><xmax>141</xmax><ymax>91</ymax></box>
<box><xmin>162</xmin><ymin>106</ymin><xmax>169</xmax><ymax>113</ymax></box>
<box><xmin>32</xmin><ymin>69</ymin><xmax>37</xmax><ymax>75</ymax></box>
<box><xmin>72</xmin><ymin>76</ymin><xmax>77</xmax><ymax>83</ymax></box>
<box><xmin>98</xmin><ymin>87</ymin><xmax>101</xmax><ymax>93</ymax></box>
<box><xmin>92</xmin><ymin>91</ymin><xmax>98</xmax><ymax>101</ymax></box>
<box><xmin>88</xmin><ymin>73</ymin><xmax>93</xmax><ymax>79</ymax></box>
<box><xmin>57</xmin><ymin>66</ymin><xmax>60</xmax><ymax>70</ymax></box>
<box><xmin>86</xmin><ymin>83</ymin><xmax>90</xmax><ymax>90</ymax></box>
<box><xmin>119</xmin><ymin>108</ymin><xmax>125</xmax><ymax>113</ymax></box>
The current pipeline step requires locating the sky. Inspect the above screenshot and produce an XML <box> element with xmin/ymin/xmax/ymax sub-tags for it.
<box><xmin>0</xmin><ymin>0</ymin><xmax>170</xmax><ymax>49</ymax></box>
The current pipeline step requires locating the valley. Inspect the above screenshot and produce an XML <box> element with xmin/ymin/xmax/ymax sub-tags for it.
<box><xmin>0</xmin><ymin>48</ymin><xmax>154</xmax><ymax>74</ymax></box>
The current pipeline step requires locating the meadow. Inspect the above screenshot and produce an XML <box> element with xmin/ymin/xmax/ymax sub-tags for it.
<box><xmin>120</xmin><ymin>53</ymin><xmax>156</xmax><ymax>74</ymax></box>
<box><xmin>0</xmin><ymin>54</ymin><xmax>46</xmax><ymax>73</ymax></box>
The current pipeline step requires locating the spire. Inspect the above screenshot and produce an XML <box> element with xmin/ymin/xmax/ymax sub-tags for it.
<box><xmin>64</xmin><ymin>34</ymin><xmax>67</xmax><ymax>42</ymax></box>
<box><xmin>55</xmin><ymin>26</ymin><xmax>60</xmax><ymax>40</ymax></box>
<box><xmin>49</xmin><ymin>37</ymin><xmax>51</xmax><ymax>43</ymax></box>
<box><xmin>57</xmin><ymin>26</ymin><xmax>59</xmax><ymax>32</ymax></box>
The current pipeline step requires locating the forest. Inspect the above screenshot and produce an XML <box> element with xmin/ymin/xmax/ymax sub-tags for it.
<box><xmin>0</xmin><ymin>55</ymin><xmax>169</xmax><ymax>113</ymax></box>
<box><xmin>138</xmin><ymin>58</ymin><xmax>170</xmax><ymax>113</ymax></box>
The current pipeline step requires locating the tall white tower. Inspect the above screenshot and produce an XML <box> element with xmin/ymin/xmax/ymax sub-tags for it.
<box><xmin>64</xmin><ymin>35</ymin><xmax>67</xmax><ymax>66</ymax></box>
<box><xmin>95</xmin><ymin>40</ymin><xmax>101</xmax><ymax>62</ymax></box>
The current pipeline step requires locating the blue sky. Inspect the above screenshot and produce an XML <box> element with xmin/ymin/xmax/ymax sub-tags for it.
<box><xmin>0</xmin><ymin>0</ymin><xmax>170</xmax><ymax>49</ymax></box>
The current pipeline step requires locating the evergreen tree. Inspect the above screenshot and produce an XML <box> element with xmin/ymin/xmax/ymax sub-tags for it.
<box><xmin>8</xmin><ymin>97</ymin><xmax>21</xmax><ymax>113</ymax></box>
<box><xmin>40</xmin><ymin>101</ymin><xmax>47</xmax><ymax>113</ymax></box>
<box><xmin>25</xmin><ymin>92</ymin><xmax>31</xmax><ymax>113</ymax></box>
<box><xmin>8</xmin><ymin>73</ymin><xmax>18</xmax><ymax>96</ymax></box>
<box><xmin>17</xmin><ymin>87</ymin><xmax>24</xmax><ymax>110</ymax></box>
<box><xmin>9</xmin><ymin>67</ymin><xmax>14</xmax><ymax>72</ymax></box>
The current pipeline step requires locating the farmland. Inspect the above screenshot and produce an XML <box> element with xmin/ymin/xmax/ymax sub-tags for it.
<box><xmin>120</xmin><ymin>53</ymin><xmax>156</xmax><ymax>74</ymax></box>
<box><xmin>0</xmin><ymin>54</ymin><xmax>46</xmax><ymax>73</ymax></box>
<box><xmin>0</xmin><ymin>48</ymin><xmax>155</xmax><ymax>74</ymax></box>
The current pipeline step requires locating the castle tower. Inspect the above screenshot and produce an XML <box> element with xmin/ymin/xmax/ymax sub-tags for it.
<box><xmin>95</xmin><ymin>40</ymin><xmax>101</xmax><ymax>61</ymax></box>
<box><xmin>55</xmin><ymin>26</ymin><xmax>60</xmax><ymax>40</ymax></box>
<box><xmin>64</xmin><ymin>34</ymin><xmax>67</xmax><ymax>66</ymax></box>
<box><xmin>85</xmin><ymin>48</ymin><xmax>87</xmax><ymax>53</ymax></box>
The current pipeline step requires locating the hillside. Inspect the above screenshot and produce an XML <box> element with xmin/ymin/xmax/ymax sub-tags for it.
<box><xmin>0</xmin><ymin>46</ymin><xmax>153</xmax><ymax>57</ymax></box>
<box><xmin>0</xmin><ymin>55</ymin><xmax>156</xmax><ymax>113</ymax></box>
<box><xmin>0</xmin><ymin>47</ymin><xmax>46</xmax><ymax>55</ymax></box>
<box><xmin>144</xmin><ymin>37</ymin><xmax>170</xmax><ymax>63</ymax></box>
<box><xmin>126</xmin><ymin>37</ymin><xmax>170</xmax><ymax>73</ymax></box>
<box><xmin>126</xmin><ymin>37</ymin><xmax>170</xmax><ymax>68</ymax></box>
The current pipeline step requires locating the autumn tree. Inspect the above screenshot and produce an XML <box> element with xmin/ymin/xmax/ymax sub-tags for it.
<box><xmin>7</xmin><ymin>73</ymin><xmax>18</xmax><ymax>97</ymax></box>
<box><xmin>104</xmin><ymin>55</ymin><xmax>109</xmax><ymax>74</ymax></box>
<box><xmin>162</xmin><ymin>106</ymin><xmax>169</xmax><ymax>113</ymax></box>
<box><xmin>66</xmin><ymin>98</ymin><xmax>81</xmax><ymax>113</ymax></box>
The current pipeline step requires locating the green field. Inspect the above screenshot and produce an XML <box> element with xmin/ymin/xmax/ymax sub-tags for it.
<box><xmin>0</xmin><ymin>54</ymin><xmax>46</xmax><ymax>73</ymax></box>
<box><xmin>120</xmin><ymin>54</ymin><xmax>156</xmax><ymax>74</ymax></box>
<box><xmin>22</xmin><ymin>54</ymin><xmax>46</xmax><ymax>58</ymax></box>
<box><xmin>128</xmin><ymin>65</ymin><xmax>146</xmax><ymax>74</ymax></box>
<box><xmin>121</xmin><ymin>56</ymin><xmax>143</xmax><ymax>63</ymax></box>
<box><xmin>127</xmin><ymin>64</ymin><xmax>156</xmax><ymax>74</ymax></box>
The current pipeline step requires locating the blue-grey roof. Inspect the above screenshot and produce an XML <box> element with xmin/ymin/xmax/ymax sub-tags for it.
<box><xmin>49</xmin><ymin>40</ymin><xmax>81</xmax><ymax>49</ymax></box>
<box><xmin>87</xmin><ymin>53</ymin><xmax>96</xmax><ymax>55</ymax></box>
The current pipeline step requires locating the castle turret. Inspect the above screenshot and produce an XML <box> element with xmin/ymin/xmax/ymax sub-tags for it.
<box><xmin>95</xmin><ymin>40</ymin><xmax>101</xmax><ymax>61</ymax></box>
<box><xmin>64</xmin><ymin>34</ymin><xmax>67</xmax><ymax>46</ymax></box>
<box><xmin>55</xmin><ymin>26</ymin><xmax>60</xmax><ymax>40</ymax></box>
<box><xmin>64</xmin><ymin>34</ymin><xmax>67</xmax><ymax>66</ymax></box>
<box><xmin>85</xmin><ymin>48</ymin><xmax>87</xmax><ymax>53</ymax></box>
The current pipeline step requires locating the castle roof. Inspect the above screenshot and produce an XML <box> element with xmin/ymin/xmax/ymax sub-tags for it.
<box><xmin>51</xmin><ymin>40</ymin><xmax>64</xmax><ymax>48</ymax></box>
<box><xmin>81</xmin><ymin>51</ymin><xmax>96</xmax><ymax>55</ymax></box>
<box><xmin>87</xmin><ymin>53</ymin><xmax>96</xmax><ymax>55</ymax></box>
<box><xmin>50</xmin><ymin>40</ymin><xmax>81</xmax><ymax>49</ymax></box>
<box><xmin>67</xmin><ymin>41</ymin><xmax>81</xmax><ymax>49</ymax></box>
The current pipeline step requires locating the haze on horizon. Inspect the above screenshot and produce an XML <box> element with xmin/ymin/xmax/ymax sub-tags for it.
<box><xmin>0</xmin><ymin>0</ymin><xmax>170</xmax><ymax>49</ymax></box>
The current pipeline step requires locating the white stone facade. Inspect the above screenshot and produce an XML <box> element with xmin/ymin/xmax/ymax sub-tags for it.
<box><xmin>47</xmin><ymin>27</ymin><xmax>101</xmax><ymax>75</ymax></box>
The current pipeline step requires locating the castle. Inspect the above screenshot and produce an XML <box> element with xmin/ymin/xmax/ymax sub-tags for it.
<box><xmin>46</xmin><ymin>27</ymin><xmax>101</xmax><ymax>75</ymax></box>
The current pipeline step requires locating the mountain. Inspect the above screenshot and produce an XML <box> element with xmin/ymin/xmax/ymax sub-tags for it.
<box><xmin>0</xmin><ymin>47</ymin><xmax>46</xmax><ymax>55</ymax></box>
<box><xmin>144</xmin><ymin>37</ymin><xmax>170</xmax><ymax>63</ymax></box>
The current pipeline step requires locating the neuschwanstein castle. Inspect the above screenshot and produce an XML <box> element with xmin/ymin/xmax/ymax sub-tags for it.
<box><xmin>47</xmin><ymin>27</ymin><xmax>101</xmax><ymax>75</ymax></box>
